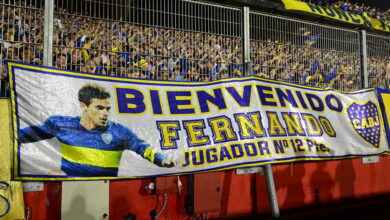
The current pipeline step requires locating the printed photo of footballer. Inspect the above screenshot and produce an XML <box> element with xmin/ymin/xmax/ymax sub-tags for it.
<box><xmin>19</xmin><ymin>83</ymin><xmax>175</xmax><ymax>177</ymax></box>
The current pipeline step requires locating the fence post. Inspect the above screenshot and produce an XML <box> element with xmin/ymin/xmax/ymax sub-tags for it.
<box><xmin>360</xmin><ymin>30</ymin><xmax>368</xmax><ymax>88</ymax></box>
<box><xmin>43</xmin><ymin>0</ymin><xmax>54</xmax><ymax>67</ymax></box>
<box><xmin>242</xmin><ymin>6</ymin><xmax>251</xmax><ymax>76</ymax></box>
<box><xmin>264</xmin><ymin>164</ymin><xmax>280</xmax><ymax>218</ymax></box>
<box><xmin>245</xmin><ymin>8</ymin><xmax>280</xmax><ymax>218</ymax></box>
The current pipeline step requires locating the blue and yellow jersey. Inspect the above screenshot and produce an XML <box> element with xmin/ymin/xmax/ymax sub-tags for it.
<box><xmin>19</xmin><ymin>116</ymin><xmax>165</xmax><ymax>177</ymax></box>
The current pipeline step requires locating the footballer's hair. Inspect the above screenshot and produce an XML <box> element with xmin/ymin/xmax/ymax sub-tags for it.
<box><xmin>78</xmin><ymin>83</ymin><xmax>110</xmax><ymax>106</ymax></box>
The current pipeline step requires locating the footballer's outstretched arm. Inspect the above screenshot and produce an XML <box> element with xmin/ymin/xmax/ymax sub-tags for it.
<box><xmin>19</xmin><ymin>117</ymin><xmax>57</xmax><ymax>143</ymax></box>
<box><xmin>123</xmin><ymin>126</ymin><xmax>174</xmax><ymax>168</ymax></box>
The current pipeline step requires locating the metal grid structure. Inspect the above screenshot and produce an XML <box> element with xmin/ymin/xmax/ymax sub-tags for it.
<box><xmin>0</xmin><ymin>0</ymin><xmax>45</xmax><ymax>96</ymax></box>
<box><xmin>0</xmin><ymin>0</ymin><xmax>389</xmax><ymax>98</ymax></box>
<box><xmin>366</xmin><ymin>33</ymin><xmax>390</xmax><ymax>89</ymax></box>
<box><xmin>52</xmin><ymin>0</ymin><xmax>243</xmax><ymax>81</ymax></box>
<box><xmin>250</xmin><ymin>11</ymin><xmax>362</xmax><ymax>92</ymax></box>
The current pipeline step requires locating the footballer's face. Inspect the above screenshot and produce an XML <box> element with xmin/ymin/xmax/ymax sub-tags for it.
<box><xmin>83</xmin><ymin>98</ymin><xmax>111</xmax><ymax>127</ymax></box>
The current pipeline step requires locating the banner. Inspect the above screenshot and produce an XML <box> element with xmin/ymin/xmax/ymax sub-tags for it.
<box><xmin>377</xmin><ymin>89</ymin><xmax>390</xmax><ymax>146</ymax></box>
<box><xmin>0</xmin><ymin>99</ymin><xmax>25</xmax><ymax>219</ymax></box>
<box><xmin>282</xmin><ymin>0</ymin><xmax>390</xmax><ymax>33</ymax></box>
<box><xmin>8</xmin><ymin>62</ymin><xmax>389</xmax><ymax>180</ymax></box>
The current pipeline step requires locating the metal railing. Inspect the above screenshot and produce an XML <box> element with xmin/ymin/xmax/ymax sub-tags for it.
<box><xmin>366</xmin><ymin>33</ymin><xmax>390</xmax><ymax>89</ymax></box>
<box><xmin>0</xmin><ymin>0</ymin><xmax>389</xmax><ymax>98</ymax></box>
<box><xmin>0</xmin><ymin>0</ymin><xmax>45</xmax><ymax>97</ymax></box>
<box><xmin>51</xmin><ymin>0</ymin><xmax>242</xmax><ymax>81</ymax></box>
<box><xmin>250</xmin><ymin>11</ymin><xmax>362</xmax><ymax>91</ymax></box>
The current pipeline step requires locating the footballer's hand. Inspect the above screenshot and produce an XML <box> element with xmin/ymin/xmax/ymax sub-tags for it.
<box><xmin>161</xmin><ymin>160</ymin><xmax>176</xmax><ymax>168</ymax></box>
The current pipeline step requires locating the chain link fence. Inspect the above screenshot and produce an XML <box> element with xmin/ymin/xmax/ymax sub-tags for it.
<box><xmin>366</xmin><ymin>33</ymin><xmax>390</xmax><ymax>89</ymax></box>
<box><xmin>250</xmin><ymin>11</ymin><xmax>362</xmax><ymax>92</ymax></box>
<box><xmin>0</xmin><ymin>0</ymin><xmax>45</xmax><ymax>96</ymax></box>
<box><xmin>52</xmin><ymin>0</ymin><xmax>242</xmax><ymax>82</ymax></box>
<box><xmin>0</xmin><ymin>0</ymin><xmax>389</xmax><ymax>98</ymax></box>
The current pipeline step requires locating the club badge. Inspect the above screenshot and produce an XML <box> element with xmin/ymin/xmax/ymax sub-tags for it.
<box><xmin>102</xmin><ymin>133</ymin><xmax>113</xmax><ymax>144</ymax></box>
<box><xmin>347</xmin><ymin>101</ymin><xmax>381</xmax><ymax>148</ymax></box>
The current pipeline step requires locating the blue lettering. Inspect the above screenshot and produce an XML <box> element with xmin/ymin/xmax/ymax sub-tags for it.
<box><xmin>276</xmin><ymin>88</ymin><xmax>298</xmax><ymax>108</ymax></box>
<box><xmin>335</xmin><ymin>9</ymin><xmax>350</xmax><ymax>21</ymax></box>
<box><xmin>116</xmin><ymin>88</ymin><xmax>145</xmax><ymax>114</ymax></box>
<box><xmin>348</xmin><ymin>11</ymin><xmax>362</xmax><ymax>23</ymax></box>
<box><xmin>220</xmin><ymin>146</ymin><xmax>232</xmax><ymax>161</ymax></box>
<box><xmin>197</xmin><ymin>88</ymin><xmax>227</xmax><ymax>113</ymax></box>
<box><xmin>325</xmin><ymin>94</ymin><xmax>343</xmax><ymax>112</ymax></box>
<box><xmin>226</xmin><ymin>85</ymin><xmax>252</xmax><ymax>107</ymax></box>
<box><xmin>206</xmin><ymin>148</ymin><xmax>218</xmax><ymax>163</ymax></box>
<box><xmin>192</xmin><ymin>150</ymin><xmax>204</xmax><ymax>165</ymax></box>
<box><xmin>323</xmin><ymin>7</ymin><xmax>336</xmax><ymax>17</ymax></box>
<box><xmin>167</xmin><ymin>91</ymin><xmax>195</xmax><ymax>115</ymax></box>
<box><xmin>257</xmin><ymin>85</ymin><xmax>278</xmax><ymax>107</ymax></box>
<box><xmin>150</xmin><ymin>90</ymin><xmax>163</xmax><ymax>115</ymax></box>
<box><xmin>307</xmin><ymin>3</ymin><xmax>323</xmax><ymax>14</ymax></box>
<box><xmin>296</xmin><ymin>91</ymin><xmax>309</xmax><ymax>109</ymax></box>
<box><xmin>244</xmin><ymin>143</ymin><xmax>258</xmax><ymax>157</ymax></box>
<box><xmin>231</xmin><ymin>144</ymin><xmax>244</xmax><ymax>158</ymax></box>
<box><xmin>306</xmin><ymin>93</ymin><xmax>324</xmax><ymax>112</ymax></box>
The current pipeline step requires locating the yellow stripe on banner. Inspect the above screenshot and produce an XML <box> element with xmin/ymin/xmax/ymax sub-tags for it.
<box><xmin>382</xmin><ymin>94</ymin><xmax>390</xmax><ymax>125</ymax></box>
<box><xmin>0</xmin><ymin>99</ymin><xmax>11</xmax><ymax>181</ymax></box>
<box><xmin>61</xmin><ymin>143</ymin><xmax>123</xmax><ymax>168</ymax></box>
<box><xmin>0</xmin><ymin>100</ymin><xmax>26</xmax><ymax>219</ymax></box>
<box><xmin>7</xmin><ymin>62</ymin><xmax>19</xmax><ymax>179</ymax></box>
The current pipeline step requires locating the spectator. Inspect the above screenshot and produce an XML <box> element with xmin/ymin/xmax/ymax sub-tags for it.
<box><xmin>0</xmin><ymin>0</ymin><xmax>388</xmax><ymax>98</ymax></box>
<box><xmin>54</xmin><ymin>53</ymin><xmax>68</xmax><ymax>69</ymax></box>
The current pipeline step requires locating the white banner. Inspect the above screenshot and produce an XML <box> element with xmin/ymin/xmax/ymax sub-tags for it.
<box><xmin>8</xmin><ymin>62</ymin><xmax>389</xmax><ymax>180</ymax></box>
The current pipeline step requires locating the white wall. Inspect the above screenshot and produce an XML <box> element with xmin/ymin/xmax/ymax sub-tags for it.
<box><xmin>61</xmin><ymin>181</ymin><xmax>109</xmax><ymax>220</ymax></box>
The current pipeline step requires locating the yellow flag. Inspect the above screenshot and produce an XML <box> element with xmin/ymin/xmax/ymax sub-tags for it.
<box><xmin>0</xmin><ymin>100</ymin><xmax>25</xmax><ymax>219</ymax></box>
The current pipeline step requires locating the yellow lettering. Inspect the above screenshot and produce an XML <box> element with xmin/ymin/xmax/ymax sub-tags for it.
<box><xmin>157</xmin><ymin>121</ymin><xmax>180</xmax><ymax>149</ymax></box>
<box><xmin>267</xmin><ymin>112</ymin><xmax>287</xmax><ymax>136</ymax></box>
<box><xmin>234</xmin><ymin>112</ymin><xmax>265</xmax><ymax>138</ymax></box>
<box><xmin>368</xmin><ymin>117</ymin><xmax>375</xmax><ymax>127</ymax></box>
<box><xmin>183</xmin><ymin>120</ymin><xmax>210</xmax><ymax>146</ymax></box>
<box><xmin>282</xmin><ymin>113</ymin><xmax>305</xmax><ymax>136</ymax></box>
<box><xmin>319</xmin><ymin>117</ymin><xmax>336</xmax><ymax>137</ymax></box>
<box><xmin>208</xmin><ymin>117</ymin><xmax>237</xmax><ymax>143</ymax></box>
<box><xmin>375</xmin><ymin>116</ymin><xmax>380</xmax><ymax>126</ymax></box>
<box><xmin>361</xmin><ymin>118</ymin><xmax>368</xmax><ymax>128</ymax></box>
<box><xmin>353</xmin><ymin>119</ymin><xmax>361</xmax><ymax>129</ymax></box>
<box><xmin>302</xmin><ymin>114</ymin><xmax>323</xmax><ymax>136</ymax></box>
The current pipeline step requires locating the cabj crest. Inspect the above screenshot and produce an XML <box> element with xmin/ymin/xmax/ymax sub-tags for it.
<box><xmin>102</xmin><ymin>133</ymin><xmax>113</xmax><ymax>144</ymax></box>
<box><xmin>347</xmin><ymin>101</ymin><xmax>381</xmax><ymax>148</ymax></box>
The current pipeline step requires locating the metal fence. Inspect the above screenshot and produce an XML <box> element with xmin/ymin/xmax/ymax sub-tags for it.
<box><xmin>1</xmin><ymin>0</ymin><xmax>389</xmax><ymax>98</ymax></box>
<box><xmin>0</xmin><ymin>0</ymin><xmax>45</xmax><ymax>96</ymax></box>
<box><xmin>52</xmin><ymin>0</ymin><xmax>243</xmax><ymax>81</ymax></box>
<box><xmin>250</xmin><ymin>11</ymin><xmax>362</xmax><ymax>92</ymax></box>
<box><xmin>366</xmin><ymin>33</ymin><xmax>390</xmax><ymax>89</ymax></box>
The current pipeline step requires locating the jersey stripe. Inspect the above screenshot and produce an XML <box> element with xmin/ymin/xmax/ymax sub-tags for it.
<box><xmin>61</xmin><ymin>142</ymin><xmax>123</xmax><ymax>168</ymax></box>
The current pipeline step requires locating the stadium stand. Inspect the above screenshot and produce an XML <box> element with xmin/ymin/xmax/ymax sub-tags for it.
<box><xmin>301</xmin><ymin>0</ymin><xmax>388</xmax><ymax>20</ymax></box>
<box><xmin>0</xmin><ymin>0</ymin><xmax>389</xmax><ymax>97</ymax></box>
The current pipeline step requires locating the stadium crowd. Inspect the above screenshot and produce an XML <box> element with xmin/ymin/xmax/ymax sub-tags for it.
<box><xmin>331</xmin><ymin>1</ymin><xmax>389</xmax><ymax>21</ymax></box>
<box><xmin>302</xmin><ymin>0</ymin><xmax>389</xmax><ymax>23</ymax></box>
<box><xmin>250</xmin><ymin>40</ymin><xmax>363</xmax><ymax>91</ymax></box>
<box><xmin>0</xmin><ymin>1</ymin><xmax>389</xmax><ymax>97</ymax></box>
